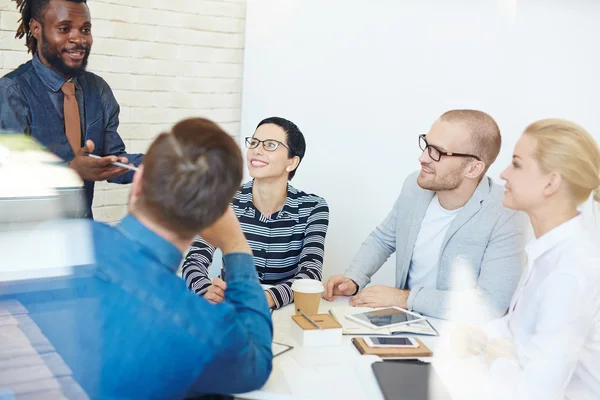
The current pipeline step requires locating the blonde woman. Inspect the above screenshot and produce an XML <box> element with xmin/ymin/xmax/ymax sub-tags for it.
<box><xmin>459</xmin><ymin>119</ymin><xmax>600</xmax><ymax>399</ymax></box>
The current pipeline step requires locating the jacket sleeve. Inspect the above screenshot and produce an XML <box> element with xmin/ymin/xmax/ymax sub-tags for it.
<box><xmin>408</xmin><ymin>211</ymin><xmax>526</xmax><ymax>321</ymax></box>
<box><xmin>96</xmin><ymin>76</ymin><xmax>143</xmax><ymax>184</ymax></box>
<box><xmin>185</xmin><ymin>253</ymin><xmax>273</xmax><ymax>395</ymax></box>
<box><xmin>0</xmin><ymin>79</ymin><xmax>31</xmax><ymax>135</ymax></box>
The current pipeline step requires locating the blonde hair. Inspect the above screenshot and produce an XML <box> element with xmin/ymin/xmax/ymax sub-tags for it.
<box><xmin>524</xmin><ymin>118</ymin><xmax>600</xmax><ymax>205</ymax></box>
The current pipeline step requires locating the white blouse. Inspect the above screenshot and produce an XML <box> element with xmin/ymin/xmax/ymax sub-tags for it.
<box><xmin>485</xmin><ymin>214</ymin><xmax>600</xmax><ymax>399</ymax></box>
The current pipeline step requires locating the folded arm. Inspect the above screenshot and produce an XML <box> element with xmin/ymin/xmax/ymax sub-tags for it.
<box><xmin>186</xmin><ymin>253</ymin><xmax>273</xmax><ymax>395</ymax></box>
<box><xmin>182</xmin><ymin>236</ymin><xmax>216</xmax><ymax>294</ymax></box>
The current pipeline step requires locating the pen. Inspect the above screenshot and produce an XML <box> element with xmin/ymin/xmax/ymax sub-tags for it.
<box><xmin>86</xmin><ymin>153</ymin><xmax>138</xmax><ymax>172</ymax></box>
<box><xmin>298</xmin><ymin>309</ymin><xmax>323</xmax><ymax>330</ymax></box>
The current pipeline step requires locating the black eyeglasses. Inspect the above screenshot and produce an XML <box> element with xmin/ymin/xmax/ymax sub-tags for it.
<box><xmin>245</xmin><ymin>137</ymin><xmax>289</xmax><ymax>152</ymax></box>
<box><xmin>418</xmin><ymin>134</ymin><xmax>482</xmax><ymax>162</ymax></box>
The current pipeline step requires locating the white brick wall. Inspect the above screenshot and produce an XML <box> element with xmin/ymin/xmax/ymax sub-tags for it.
<box><xmin>0</xmin><ymin>0</ymin><xmax>246</xmax><ymax>224</ymax></box>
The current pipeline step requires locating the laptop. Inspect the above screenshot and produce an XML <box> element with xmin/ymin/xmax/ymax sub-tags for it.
<box><xmin>372</xmin><ymin>361</ymin><xmax>452</xmax><ymax>400</ymax></box>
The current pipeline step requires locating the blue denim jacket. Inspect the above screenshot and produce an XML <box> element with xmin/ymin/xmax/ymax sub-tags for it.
<box><xmin>0</xmin><ymin>215</ymin><xmax>273</xmax><ymax>399</ymax></box>
<box><xmin>0</xmin><ymin>55</ymin><xmax>143</xmax><ymax>218</ymax></box>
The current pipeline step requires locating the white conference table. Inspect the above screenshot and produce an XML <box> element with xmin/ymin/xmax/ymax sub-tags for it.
<box><xmin>237</xmin><ymin>296</ymin><xmax>477</xmax><ymax>400</ymax></box>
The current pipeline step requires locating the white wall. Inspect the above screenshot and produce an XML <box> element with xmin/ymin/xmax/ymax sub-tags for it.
<box><xmin>241</xmin><ymin>0</ymin><xmax>600</xmax><ymax>285</ymax></box>
<box><xmin>1</xmin><ymin>0</ymin><xmax>246</xmax><ymax>223</ymax></box>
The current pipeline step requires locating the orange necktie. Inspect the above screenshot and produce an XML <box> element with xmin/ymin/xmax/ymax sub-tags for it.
<box><xmin>61</xmin><ymin>80</ymin><xmax>82</xmax><ymax>153</ymax></box>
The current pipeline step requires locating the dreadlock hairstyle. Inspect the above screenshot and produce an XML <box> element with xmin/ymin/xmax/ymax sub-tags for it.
<box><xmin>13</xmin><ymin>0</ymin><xmax>87</xmax><ymax>54</ymax></box>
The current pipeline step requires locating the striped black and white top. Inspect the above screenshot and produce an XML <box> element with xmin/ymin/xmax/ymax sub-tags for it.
<box><xmin>182</xmin><ymin>180</ymin><xmax>329</xmax><ymax>309</ymax></box>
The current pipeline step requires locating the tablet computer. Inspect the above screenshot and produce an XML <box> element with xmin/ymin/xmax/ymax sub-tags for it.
<box><xmin>346</xmin><ymin>307</ymin><xmax>425</xmax><ymax>330</ymax></box>
<box><xmin>372</xmin><ymin>361</ymin><xmax>451</xmax><ymax>400</ymax></box>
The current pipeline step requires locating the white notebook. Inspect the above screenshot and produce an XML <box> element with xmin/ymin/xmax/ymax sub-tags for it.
<box><xmin>329</xmin><ymin>306</ymin><xmax>438</xmax><ymax>336</ymax></box>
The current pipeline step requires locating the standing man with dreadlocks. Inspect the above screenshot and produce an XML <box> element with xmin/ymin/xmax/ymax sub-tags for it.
<box><xmin>0</xmin><ymin>0</ymin><xmax>143</xmax><ymax>218</ymax></box>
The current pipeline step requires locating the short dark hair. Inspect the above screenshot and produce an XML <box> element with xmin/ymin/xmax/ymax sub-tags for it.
<box><xmin>137</xmin><ymin>118</ymin><xmax>243</xmax><ymax>239</ymax></box>
<box><xmin>13</xmin><ymin>0</ymin><xmax>88</xmax><ymax>54</ymax></box>
<box><xmin>256</xmin><ymin>117</ymin><xmax>306</xmax><ymax>180</ymax></box>
<box><xmin>439</xmin><ymin>109</ymin><xmax>501</xmax><ymax>172</ymax></box>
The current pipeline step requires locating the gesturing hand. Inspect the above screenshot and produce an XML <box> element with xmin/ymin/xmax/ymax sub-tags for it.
<box><xmin>68</xmin><ymin>140</ymin><xmax>130</xmax><ymax>181</ymax></box>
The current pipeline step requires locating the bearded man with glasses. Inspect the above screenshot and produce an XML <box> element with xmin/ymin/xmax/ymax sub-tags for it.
<box><xmin>324</xmin><ymin>110</ymin><xmax>526</xmax><ymax>322</ymax></box>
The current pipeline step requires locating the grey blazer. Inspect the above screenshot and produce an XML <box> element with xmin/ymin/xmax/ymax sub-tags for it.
<box><xmin>345</xmin><ymin>171</ymin><xmax>527</xmax><ymax>321</ymax></box>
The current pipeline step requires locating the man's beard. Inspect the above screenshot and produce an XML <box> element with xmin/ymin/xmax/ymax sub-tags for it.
<box><xmin>39</xmin><ymin>32</ymin><xmax>91</xmax><ymax>77</ymax></box>
<box><xmin>417</xmin><ymin>163</ymin><xmax>467</xmax><ymax>192</ymax></box>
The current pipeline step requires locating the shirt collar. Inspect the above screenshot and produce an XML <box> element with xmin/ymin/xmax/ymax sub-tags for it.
<box><xmin>278</xmin><ymin>184</ymin><xmax>300</xmax><ymax>221</ymax></box>
<box><xmin>238</xmin><ymin>179</ymin><xmax>299</xmax><ymax>221</ymax></box>
<box><xmin>115</xmin><ymin>214</ymin><xmax>183</xmax><ymax>273</ymax></box>
<box><xmin>526</xmin><ymin>214</ymin><xmax>584</xmax><ymax>262</ymax></box>
<box><xmin>238</xmin><ymin>180</ymin><xmax>254</xmax><ymax>209</ymax></box>
<box><xmin>472</xmin><ymin>175</ymin><xmax>492</xmax><ymax>203</ymax></box>
<box><xmin>32</xmin><ymin>53</ymin><xmax>80</xmax><ymax>92</ymax></box>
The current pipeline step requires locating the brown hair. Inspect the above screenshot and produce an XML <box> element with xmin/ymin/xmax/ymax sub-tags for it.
<box><xmin>439</xmin><ymin>109</ymin><xmax>501</xmax><ymax>172</ymax></box>
<box><xmin>136</xmin><ymin>118</ymin><xmax>243</xmax><ymax>239</ymax></box>
<box><xmin>524</xmin><ymin>118</ymin><xmax>600</xmax><ymax>206</ymax></box>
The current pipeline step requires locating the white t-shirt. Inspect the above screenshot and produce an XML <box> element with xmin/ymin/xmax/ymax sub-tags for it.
<box><xmin>407</xmin><ymin>195</ymin><xmax>462</xmax><ymax>290</ymax></box>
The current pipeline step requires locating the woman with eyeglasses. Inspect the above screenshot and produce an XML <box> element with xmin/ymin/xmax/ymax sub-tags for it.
<box><xmin>181</xmin><ymin>117</ymin><xmax>329</xmax><ymax>309</ymax></box>
<box><xmin>455</xmin><ymin>119</ymin><xmax>600</xmax><ymax>399</ymax></box>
